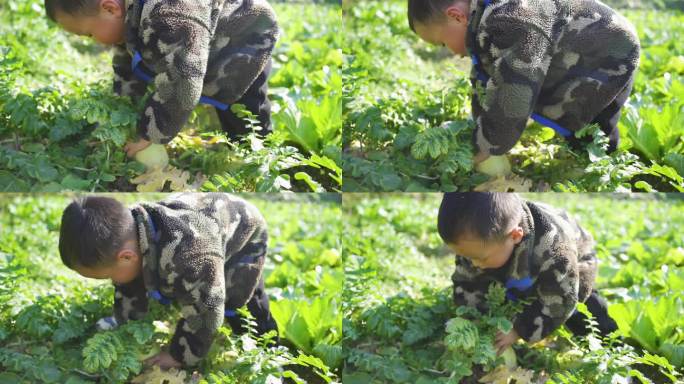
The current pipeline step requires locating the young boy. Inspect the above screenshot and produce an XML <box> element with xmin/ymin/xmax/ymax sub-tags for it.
<box><xmin>437</xmin><ymin>193</ymin><xmax>617</xmax><ymax>354</ymax></box>
<box><xmin>408</xmin><ymin>0</ymin><xmax>640</xmax><ymax>162</ymax></box>
<box><xmin>59</xmin><ymin>193</ymin><xmax>278</xmax><ymax>368</ymax></box>
<box><xmin>44</xmin><ymin>0</ymin><xmax>279</xmax><ymax>157</ymax></box>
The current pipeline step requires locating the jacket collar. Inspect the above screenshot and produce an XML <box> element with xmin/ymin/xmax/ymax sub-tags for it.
<box><xmin>131</xmin><ymin>205</ymin><xmax>162</xmax><ymax>296</ymax></box>
<box><xmin>507</xmin><ymin>201</ymin><xmax>536</xmax><ymax>281</ymax></box>
<box><xmin>124</xmin><ymin>0</ymin><xmax>144</xmax><ymax>53</ymax></box>
<box><xmin>465</xmin><ymin>0</ymin><xmax>488</xmax><ymax>58</ymax></box>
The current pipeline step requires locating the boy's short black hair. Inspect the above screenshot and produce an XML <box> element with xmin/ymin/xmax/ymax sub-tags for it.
<box><xmin>437</xmin><ymin>192</ymin><xmax>523</xmax><ymax>244</ymax></box>
<box><xmin>44</xmin><ymin>0</ymin><xmax>100</xmax><ymax>22</ymax></box>
<box><xmin>407</xmin><ymin>0</ymin><xmax>468</xmax><ymax>32</ymax></box>
<box><xmin>59</xmin><ymin>196</ymin><xmax>135</xmax><ymax>269</ymax></box>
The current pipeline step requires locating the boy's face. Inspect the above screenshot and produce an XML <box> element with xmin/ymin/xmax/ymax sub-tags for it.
<box><xmin>448</xmin><ymin>227</ymin><xmax>524</xmax><ymax>269</ymax></box>
<box><xmin>74</xmin><ymin>240</ymin><xmax>142</xmax><ymax>285</ymax></box>
<box><xmin>55</xmin><ymin>0</ymin><xmax>126</xmax><ymax>46</ymax></box>
<box><xmin>413</xmin><ymin>3</ymin><xmax>470</xmax><ymax>56</ymax></box>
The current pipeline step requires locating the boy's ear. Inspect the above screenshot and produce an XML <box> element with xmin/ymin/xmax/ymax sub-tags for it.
<box><xmin>100</xmin><ymin>0</ymin><xmax>124</xmax><ymax>17</ymax></box>
<box><xmin>509</xmin><ymin>226</ymin><xmax>524</xmax><ymax>244</ymax></box>
<box><xmin>116</xmin><ymin>248</ymin><xmax>139</xmax><ymax>263</ymax></box>
<box><xmin>445</xmin><ymin>4</ymin><xmax>468</xmax><ymax>24</ymax></box>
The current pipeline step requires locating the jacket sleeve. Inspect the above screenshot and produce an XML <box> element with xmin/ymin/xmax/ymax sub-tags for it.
<box><xmin>168</xmin><ymin>255</ymin><xmax>225</xmax><ymax>366</ymax></box>
<box><xmin>471</xmin><ymin>13</ymin><xmax>554</xmax><ymax>156</ymax></box>
<box><xmin>112</xmin><ymin>45</ymin><xmax>148</xmax><ymax>101</ymax></box>
<box><xmin>513</xmin><ymin>248</ymin><xmax>579</xmax><ymax>342</ymax></box>
<box><xmin>451</xmin><ymin>256</ymin><xmax>491</xmax><ymax>313</ymax></box>
<box><xmin>137</xmin><ymin>5</ymin><xmax>212</xmax><ymax>144</ymax></box>
<box><xmin>113</xmin><ymin>274</ymin><xmax>149</xmax><ymax>323</ymax></box>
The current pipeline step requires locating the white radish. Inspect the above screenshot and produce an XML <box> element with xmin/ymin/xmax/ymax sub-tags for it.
<box><xmin>135</xmin><ymin>144</ymin><xmax>169</xmax><ymax>171</ymax></box>
<box><xmin>476</xmin><ymin>155</ymin><xmax>512</xmax><ymax>177</ymax></box>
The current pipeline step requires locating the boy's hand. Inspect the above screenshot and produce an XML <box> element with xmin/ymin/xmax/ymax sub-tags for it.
<box><xmin>124</xmin><ymin>138</ymin><xmax>152</xmax><ymax>157</ymax></box>
<box><xmin>494</xmin><ymin>329</ymin><xmax>520</xmax><ymax>355</ymax></box>
<box><xmin>474</xmin><ymin>151</ymin><xmax>490</xmax><ymax>165</ymax></box>
<box><xmin>144</xmin><ymin>351</ymin><xmax>182</xmax><ymax>370</ymax></box>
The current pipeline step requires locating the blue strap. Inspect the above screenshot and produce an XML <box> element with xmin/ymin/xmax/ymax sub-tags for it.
<box><xmin>146</xmin><ymin>214</ymin><xmax>161</xmax><ymax>243</ymax></box>
<box><xmin>148</xmin><ymin>289</ymin><xmax>172</xmax><ymax>305</ymax></box>
<box><xmin>146</xmin><ymin>214</ymin><xmax>169</xmax><ymax>305</ymax></box>
<box><xmin>504</xmin><ymin>277</ymin><xmax>534</xmax><ymax>301</ymax></box>
<box><xmin>131</xmin><ymin>52</ymin><xmax>154</xmax><ymax>83</ymax></box>
<box><xmin>199</xmin><ymin>96</ymin><xmax>230</xmax><ymax>111</ymax></box>
<box><xmin>530</xmin><ymin>113</ymin><xmax>573</xmax><ymax>137</ymax></box>
<box><xmin>224</xmin><ymin>309</ymin><xmax>237</xmax><ymax>317</ymax></box>
<box><xmin>130</xmin><ymin>50</ymin><xmax>230</xmax><ymax>111</ymax></box>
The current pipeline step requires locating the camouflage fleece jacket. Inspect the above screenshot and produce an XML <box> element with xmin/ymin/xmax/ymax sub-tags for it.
<box><xmin>112</xmin><ymin>0</ymin><xmax>279</xmax><ymax>144</ymax></box>
<box><xmin>112</xmin><ymin>193</ymin><xmax>268</xmax><ymax>365</ymax></box>
<box><xmin>452</xmin><ymin>200</ymin><xmax>597</xmax><ymax>343</ymax></box>
<box><xmin>467</xmin><ymin>0</ymin><xmax>640</xmax><ymax>156</ymax></box>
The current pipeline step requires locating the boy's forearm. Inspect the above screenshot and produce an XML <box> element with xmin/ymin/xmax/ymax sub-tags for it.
<box><xmin>137</xmin><ymin>88</ymin><xmax>199</xmax><ymax>144</ymax></box>
<box><xmin>168</xmin><ymin>304</ymin><xmax>224</xmax><ymax>366</ymax></box>
<box><xmin>471</xmin><ymin>99</ymin><xmax>532</xmax><ymax>157</ymax></box>
<box><xmin>135</xmin><ymin>3</ymin><xmax>214</xmax><ymax>144</ymax></box>
<box><xmin>470</xmin><ymin>63</ymin><xmax>547</xmax><ymax>157</ymax></box>
<box><xmin>470</xmin><ymin>13</ymin><xmax>554</xmax><ymax>156</ymax></box>
<box><xmin>167</xmin><ymin>255</ymin><xmax>227</xmax><ymax>366</ymax></box>
<box><xmin>513</xmin><ymin>298</ymin><xmax>576</xmax><ymax>342</ymax></box>
<box><xmin>136</xmin><ymin>44</ymin><xmax>209</xmax><ymax>144</ymax></box>
<box><xmin>513</xmin><ymin>261</ymin><xmax>578</xmax><ymax>342</ymax></box>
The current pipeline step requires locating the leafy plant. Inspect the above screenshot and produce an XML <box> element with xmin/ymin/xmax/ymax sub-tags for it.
<box><xmin>0</xmin><ymin>49</ymin><xmax>141</xmax><ymax>191</ymax></box>
<box><xmin>622</xmin><ymin>103</ymin><xmax>684</xmax><ymax>163</ymax></box>
<box><xmin>438</xmin><ymin>284</ymin><xmax>522</xmax><ymax>383</ymax></box>
<box><xmin>81</xmin><ymin>321</ymin><xmax>156</xmax><ymax>383</ymax></box>
<box><xmin>609</xmin><ymin>295</ymin><xmax>684</xmax><ymax>367</ymax></box>
<box><xmin>270</xmin><ymin>295</ymin><xmax>343</xmax><ymax>369</ymax></box>
<box><xmin>275</xmin><ymin>92</ymin><xmax>342</xmax><ymax>162</ymax></box>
